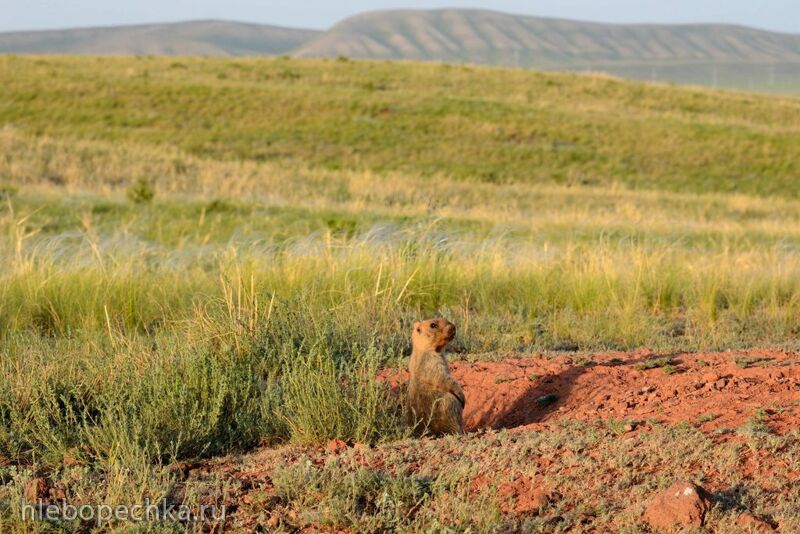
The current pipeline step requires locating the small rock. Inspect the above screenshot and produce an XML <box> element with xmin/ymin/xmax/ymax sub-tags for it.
<box><xmin>702</xmin><ymin>372</ymin><xmax>720</xmax><ymax>383</ymax></box>
<box><xmin>499</xmin><ymin>477</ymin><xmax>554</xmax><ymax>515</ymax></box>
<box><xmin>521</xmin><ymin>487</ymin><xmax>552</xmax><ymax>514</ymax></box>
<box><xmin>737</xmin><ymin>512</ymin><xmax>776</xmax><ymax>531</ymax></box>
<box><xmin>24</xmin><ymin>477</ymin><xmax>49</xmax><ymax>503</ymax></box>
<box><xmin>713</xmin><ymin>378</ymin><xmax>728</xmax><ymax>390</ymax></box>
<box><xmin>325</xmin><ymin>439</ymin><xmax>348</xmax><ymax>454</ymax></box>
<box><xmin>266</xmin><ymin>513</ymin><xmax>280</xmax><ymax>528</ymax></box>
<box><xmin>168</xmin><ymin>462</ymin><xmax>192</xmax><ymax>479</ymax></box>
<box><xmin>63</xmin><ymin>448</ymin><xmax>82</xmax><ymax>467</ymax></box>
<box><xmin>643</xmin><ymin>482</ymin><xmax>712</xmax><ymax>531</ymax></box>
<box><xmin>188</xmin><ymin>465</ymin><xmax>210</xmax><ymax>478</ymax></box>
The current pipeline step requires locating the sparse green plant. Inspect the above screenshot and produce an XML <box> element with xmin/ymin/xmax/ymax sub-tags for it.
<box><xmin>606</xmin><ymin>419</ymin><xmax>638</xmax><ymax>435</ymax></box>
<box><xmin>126</xmin><ymin>176</ymin><xmax>155</xmax><ymax>204</ymax></box>
<box><xmin>737</xmin><ymin>409</ymin><xmax>772</xmax><ymax>436</ymax></box>
<box><xmin>696</xmin><ymin>413</ymin><xmax>719</xmax><ymax>425</ymax></box>
<box><xmin>634</xmin><ymin>357</ymin><xmax>674</xmax><ymax>371</ymax></box>
<box><xmin>494</xmin><ymin>377</ymin><xmax>515</xmax><ymax>384</ymax></box>
<box><xmin>662</xmin><ymin>364</ymin><xmax>678</xmax><ymax>375</ymax></box>
<box><xmin>733</xmin><ymin>356</ymin><xmax>774</xmax><ymax>369</ymax></box>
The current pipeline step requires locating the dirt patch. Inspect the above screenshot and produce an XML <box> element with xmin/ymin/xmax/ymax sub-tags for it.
<box><xmin>179</xmin><ymin>349</ymin><xmax>800</xmax><ymax>531</ymax></box>
<box><xmin>383</xmin><ymin>349</ymin><xmax>800</xmax><ymax>437</ymax></box>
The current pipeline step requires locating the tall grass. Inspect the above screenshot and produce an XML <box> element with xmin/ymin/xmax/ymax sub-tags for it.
<box><xmin>1</xmin><ymin>220</ymin><xmax>800</xmax><ymax>470</ymax></box>
<box><xmin>3</xmin><ymin>222</ymin><xmax>800</xmax><ymax>346</ymax></box>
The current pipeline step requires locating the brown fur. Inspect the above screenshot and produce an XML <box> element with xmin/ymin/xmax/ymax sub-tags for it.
<box><xmin>407</xmin><ymin>317</ymin><xmax>465</xmax><ymax>436</ymax></box>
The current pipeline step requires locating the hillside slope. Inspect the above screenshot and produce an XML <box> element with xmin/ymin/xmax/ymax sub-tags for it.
<box><xmin>0</xmin><ymin>20</ymin><xmax>319</xmax><ymax>56</ymax></box>
<box><xmin>2</xmin><ymin>10</ymin><xmax>800</xmax><ymax>92</ymax></box>
<box><xmin>294</xmin><ymin>9</ymin><xmax>800</xmax><ymax>92</ymax></box>
<box><xmin>1</xmin><ymin>55</ymin><xmax>799</xmax><ymax>197</ymax></box>
<box><xmin>295</xmin><ymin>9</ymin><xmax>800</xmax><ymax>66</ymax></box>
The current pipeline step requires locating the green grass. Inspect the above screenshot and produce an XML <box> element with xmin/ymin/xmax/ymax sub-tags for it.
<box><xmin>0</xmin><ymin>55</ymin><xmax>799</xmax><ymax>531</ymax></box>
<box><xmin>733</xmin><ymin>355</ymin><xmax>775</xmax><ymax>369</ymax></box>
<box><xmin>1</xmin><ymin>56</ymin><xmax>800</xmax><ymax>196</ymax></box>
<box><xmin>634</xmin><ymin>357</ymin><xmax>675</xmax><ymax>372</ymax></box>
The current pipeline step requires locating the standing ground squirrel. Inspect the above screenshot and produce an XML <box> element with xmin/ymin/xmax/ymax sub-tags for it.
<box><xmin>407</xmin><ymin>317</ymin><xmax>465</xmax><ymax>436</ymax></box>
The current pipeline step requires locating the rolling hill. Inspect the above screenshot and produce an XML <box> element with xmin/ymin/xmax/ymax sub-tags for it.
<box><xmin>1</xmin><ymin>9</ymin><xmax>799</xmax><ymax>92</ymax></box>
<box><xmin>0</xmin><ymin>20</ymin><xmax>319</xmax><ymax>56</ymax></box>
<box><xmin>295</xmin><ymin>9</ymin><xmax>800</xmax><ymax>65</ymax></box>
<box><xmin>295</xmin><ymin>9</ymin><xmax>800</xmax><ymax>92</ymax></box>
<box><xmin>2</xmin><ymin>55</ymin><xmax>799</xmax><ymax>196</ymax></box>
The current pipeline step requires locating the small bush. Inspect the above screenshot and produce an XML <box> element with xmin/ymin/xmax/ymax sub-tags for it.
<box><xmin>87</xmin><ymin>346</ymin><xmax>279</xmax><ymax>463</ymax></box>
<box><xmin>280</xmin><ymin>343</ymin><xmax>406</xmax><ymax>445</ymax></box>
<box><xmin>126</xmin><ymin>176</ymin><xmax>155</xmax><ymax>204</ymax></box>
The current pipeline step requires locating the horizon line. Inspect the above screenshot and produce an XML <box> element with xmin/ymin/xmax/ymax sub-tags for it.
<box><xmin>1</xmin><ymin>8</ymin><xmax>799</xmax><ymax>38</ymax></box>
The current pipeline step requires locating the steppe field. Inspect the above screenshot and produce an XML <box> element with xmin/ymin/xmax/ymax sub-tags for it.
<box><xmin>1</xmin><ymin>55</ymin><xmax>800</xmax><ymax>532</ymax></box>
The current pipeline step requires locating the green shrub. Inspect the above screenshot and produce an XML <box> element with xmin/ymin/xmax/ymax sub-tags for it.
<box><xmin>280</xmin><ymin>342</ymin><xmax>406</xmax><ymax>445</ymax></box>
<box><xmin>126</xmin><ymin>176</ymin><xmax>155</xmax><ymax>204</ymax></box>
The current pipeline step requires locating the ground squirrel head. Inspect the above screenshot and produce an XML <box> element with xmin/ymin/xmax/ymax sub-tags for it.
<box><xmin>412</xmin><ymin>317</ymin><xmax>455</xmax><ymax>353</ymax></box>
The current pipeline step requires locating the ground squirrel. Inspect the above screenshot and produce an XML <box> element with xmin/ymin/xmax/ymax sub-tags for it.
<box><xmin>407</xmin><ymin>317</ymin><xmax>465</xmax><ymax>436</ymax></box>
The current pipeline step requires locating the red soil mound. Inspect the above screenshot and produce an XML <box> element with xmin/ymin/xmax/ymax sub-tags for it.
<box><xmin>181</xmin><ymin>349</ymin><xmax>800</xmax><ymax>531</ymax></box>
<box><xmin>384</xmin><ymin>349</ymin><xmax>800</xmax><ymax>436</ymax></box>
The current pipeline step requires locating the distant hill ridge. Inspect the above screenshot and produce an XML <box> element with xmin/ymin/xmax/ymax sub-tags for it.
<box><xmin>0</xmin><ymin>20</ymin><xmax>319</xmax><ymax>56</ymax></box>
<box><xmin>2</xmin><ymin>9</ymin><xmax>800</xmax><ymax>92</ymax></box>
<box><xmin>294</xmin><ymin>9</ymin><xmax>800</xmax><ymax>66</ymax></box>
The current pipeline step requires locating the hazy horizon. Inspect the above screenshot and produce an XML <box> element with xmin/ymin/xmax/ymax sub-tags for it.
<box><xmin>2</xmin><ymin>1</ymin><xmax>799</xmax><ymax>35</ymax></box>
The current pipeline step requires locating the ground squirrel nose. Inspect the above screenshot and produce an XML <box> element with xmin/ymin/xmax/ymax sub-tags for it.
<box><xmin>445</xmin><ymin>323</ymin><xmax>455</xmax><ymax>338</ymax></box>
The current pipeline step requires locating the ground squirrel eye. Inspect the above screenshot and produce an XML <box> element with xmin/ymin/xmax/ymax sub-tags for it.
<box><xmin>430</xmin><ymin>322</ymin><xmax>437</xmax><ymax>328</ymax></box>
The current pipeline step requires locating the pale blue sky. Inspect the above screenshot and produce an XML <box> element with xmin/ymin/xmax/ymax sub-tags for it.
<box><xmin>2</xmin><ymin>0</ymin><xmax>798</xmax><ymax>34</ymax></box>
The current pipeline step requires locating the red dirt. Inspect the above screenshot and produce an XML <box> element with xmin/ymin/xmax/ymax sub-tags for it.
<box><xmin>383</xmin><ymin>349</ymin><xmax>800</xmax><ymax>437</ymax></box>
<box><xmin>178</xmin><ymin>349</ymin><xmax>800</xmax><ymax>531</ymax></box>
